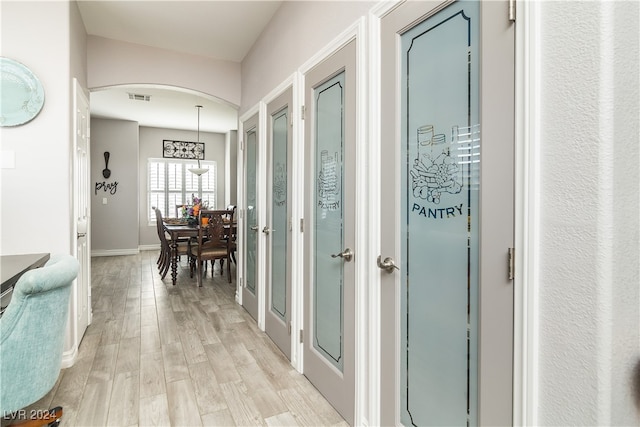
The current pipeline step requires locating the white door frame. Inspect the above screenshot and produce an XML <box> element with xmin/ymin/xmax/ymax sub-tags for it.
<box><xmin>237</xmin><ymin>105</ymin><xmax>265</xmax><ymax>326</ymax></box>
<box><xmin>64</xmin><ymin>77</ymin><xmax>92</xmax><ymax>368</ymax></box>
<box><xmin>297</xmin><ymin>17</ymin><xmax>368</xmax><ymax>425</ymax></box>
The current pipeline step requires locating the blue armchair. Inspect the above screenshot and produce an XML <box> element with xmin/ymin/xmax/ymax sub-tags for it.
<box><xmin>0</xmin><ymin>254</ymin><xmax>79</xmax><ymax>425</ymax></box>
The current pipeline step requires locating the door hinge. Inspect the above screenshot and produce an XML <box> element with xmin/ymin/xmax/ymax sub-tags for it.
<box><xmin>299</xmin><ymin>329</ymin><xmax>304</xmax><ymax>343</ymax></box>
<box><xmin>300</xmin><ymin>218</ymin><xmax>304</xmax><ymax>233</ymax></box>
<box><xmin>288</xmin><ymin>322</ymin><xmax>292</xmax><ymax>335</ymax></box>
<box><xmin>240</xmin><ymin>139</ymin><xmax>244</xmax><ymax>150</ymax></box>
<box><xmin>509</xmin><ymin>0</ymin><xmax>516</xmax><ymax>22</ymax></box>
<box><xmin>301</xmin><ymin>105</ymin><xmax>306</xmax><ymax>120</ymax></box>
<box><xmin>508</xmin><ymin>247</ymin><xmax>515</xmax><ymax>280</ymax></box>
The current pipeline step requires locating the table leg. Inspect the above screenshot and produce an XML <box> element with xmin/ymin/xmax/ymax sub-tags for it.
<box><xmin>170</xmin><ymin>240</ymin><xmax>178</xmax><ymax>286</ymax></box>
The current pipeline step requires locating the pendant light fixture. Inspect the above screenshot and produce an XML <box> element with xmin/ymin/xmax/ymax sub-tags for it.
<box><xmin>188</xmin><ymin>104</ymin><xmax>208</xmax><ymax>176</ymax></box>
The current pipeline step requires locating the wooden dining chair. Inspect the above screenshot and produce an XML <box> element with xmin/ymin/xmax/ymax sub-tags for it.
<box><xmin>188</xmin><ymin>209</ymin><xmax>234</xmax><ymax>286</ymax></box>
<box><xmin>175</xmin><ymin>204</ymin><xmax>192</xmax><ymax>218</ymax></box>
<box><xmin>154</xmin><ymin>207</ymin><xmax>188</xmax><ymax>280</ymax></box>
<box><xmin>225</xmin><ymin>205</ymin><xmax>237</xmax><ymax>264</ymax></box>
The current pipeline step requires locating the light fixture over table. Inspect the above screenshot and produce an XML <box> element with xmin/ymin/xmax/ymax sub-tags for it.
<box><xmin>188</xmin><ymin>105</ymin><xmax>208</xmax><ymax>176</ymax></box>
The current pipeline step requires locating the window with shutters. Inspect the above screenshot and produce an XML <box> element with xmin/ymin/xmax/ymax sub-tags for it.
<box><xmin>148</xmin><ymin>158</ymin><xmax>217</xmax><ymax>224</ymax></box>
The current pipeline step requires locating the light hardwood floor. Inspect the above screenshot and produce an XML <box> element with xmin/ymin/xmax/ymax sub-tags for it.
<box><xmin>24</xmin><ymin>251</ymin><xmax>346</xmax><ymax>427</ymax></box>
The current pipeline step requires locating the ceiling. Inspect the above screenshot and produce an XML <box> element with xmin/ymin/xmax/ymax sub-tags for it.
<box><xmin>77</xmin><ymin>1</ymin><xmax>284</xmax><ymax>133</ymax></box>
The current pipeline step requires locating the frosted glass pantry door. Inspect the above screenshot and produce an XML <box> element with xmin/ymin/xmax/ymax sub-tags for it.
<box><xmin>265</xmin><ymin>87</ymin><xmax>293</xmax><ymax>360</ymax></box>
<box><xmin>242</xmin><ymin>113</ymin><xmax>259</xmax><ymax>321</ymax></box>
<box><xmin>380</xmin><ymin>1</ymin><xmax>515</xmax><ymax>425</ymax></box>
<box><xmin>303</xmin><ymin>40</ymin><xmax>356</xmax><ymax>426</ymax></box>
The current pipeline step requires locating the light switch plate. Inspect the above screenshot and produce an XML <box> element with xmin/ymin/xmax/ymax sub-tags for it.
<box><xmin>1</xmin><ymin>151</ymin><xmax>15</xmax><ymax>169</ymax></box>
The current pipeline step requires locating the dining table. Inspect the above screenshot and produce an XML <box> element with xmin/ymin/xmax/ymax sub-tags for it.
<box><xmin>162</xmin><ymin>219</ymin><xmax>237</xmax><ymax>286</ymax></box>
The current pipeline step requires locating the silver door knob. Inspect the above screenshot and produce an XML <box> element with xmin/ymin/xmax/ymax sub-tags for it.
<box><xmin>250</xmin><ymin>225</ymin><xmax>259</xmax><ymax>231</ymax></box>
<box><xmin>377</xmin><ymin>255</ymin><xmax>399</xmax><ymax>273</ymax></box>
<box><xmin>331</xmin><ymin>248</ymin><xmax>354</xmax><ymax>262</ymax></box>
<box><xmin>262</xmin><ymin>226</ymin><xmax>275</xmax><ymax>234</ymax></box>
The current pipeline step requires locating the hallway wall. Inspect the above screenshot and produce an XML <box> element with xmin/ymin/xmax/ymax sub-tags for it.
<box><xmin>87</xmin><ymin>36</ymin><xmax>241</xmax><ymax>107</ymax></box>
<box><xmin>240</xmin><ymin>1</ymin><xmax>640</xmax><ymax>425</ymax></box>
<box><xmin>240</xmin><ymin>0</ymin><xmax>375</xmax><ymax>115</ymax></box>
<box><xmin>0</xmin><ymin>1</ymin><xmax>82</xmax><ymax>256</ymax></box>
<box><xmin>537</xmin><ymin>1</ymin><xmax>640</xmax><ymax>425</ymax></box>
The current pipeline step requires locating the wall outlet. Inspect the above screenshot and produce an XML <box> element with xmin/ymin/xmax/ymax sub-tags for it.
<box><xmin>102</xmin><ymin>198</ymin><xmax>108</xmax><ymax>205</ymax></box>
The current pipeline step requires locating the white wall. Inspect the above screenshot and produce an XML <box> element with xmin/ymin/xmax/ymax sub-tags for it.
<box><xmin>226</xmin><ymin>130</ymin><xmax>238</xmax><ymax>206</ymax></box>
<box><xmin>0</xmin><ymin>1</ymin><xmax>74</xmax><ymax>256</ymax></box>
<box><xmin>87</xmin><ymin>36</ymin><xmax>241</xmax><ymax>107</ymax></box>
<box><xmin>537</xmin><ymin>1</ymin><xmax>640</xmax><ymax>425</ymax></box>
<box><xmin>138</xmin><ymin>126</ymin><xmax>227</xmax><ymax>247</ymax></box>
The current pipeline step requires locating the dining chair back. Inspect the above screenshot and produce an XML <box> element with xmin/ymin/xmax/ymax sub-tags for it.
<box><xmin>176</xmin><ymin>204</ymin><xmax>192</xmax><ymax>218</ymax></box>
<box><xmin>188</xmin><ymin>209</ymin><xmax>234</xmax><ymax>285</ymax></box>
<box><xmin>225</xmin><ymin>205</ymin><xmax>237</xmax><ymax>264</ymax></box>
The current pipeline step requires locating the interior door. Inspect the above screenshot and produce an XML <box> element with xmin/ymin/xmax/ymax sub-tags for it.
<box><xmin>379</xmin><ymin>1</ymin><xmax>515</xmax><ymax>425</ymax></box>
<box><xmin>303</xmin><ymin>39</ymin><xmax>356</xmax><ymax>425</ymax></box>
<box><xmin>73</xmin><ymin>78</ymin><xmax>91</xmax><ymax>347</ymax></box>
<box><xmin>265</xmin><ymin>88</ymin><xmax>293</xmax><ymax>359</ymax></box>
<box><xmin>242</xmin><ymin>113</ymin><xmax>259</xmax><ymax>321</ymax></box>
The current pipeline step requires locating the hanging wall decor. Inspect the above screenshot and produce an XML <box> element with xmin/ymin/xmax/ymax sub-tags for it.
<box><xmin>163</xmin><ymin>139</ymin><xmax>205</xmax><ymax>159</ymax></box>
<box><xmin>0</xmin><ymin>57</ymin><xmax>45</xmax><ymax>127</ymax></box>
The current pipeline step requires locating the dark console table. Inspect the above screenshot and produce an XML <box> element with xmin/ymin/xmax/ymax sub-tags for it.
<box><xmin>1</xmin><ymin>253</ymin><xmax>50</xmax><ymax>315</ymax></box>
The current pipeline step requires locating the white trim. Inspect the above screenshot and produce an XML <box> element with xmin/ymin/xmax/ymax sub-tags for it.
<box><xmin>291</xmin><ymin>71</ymin><xmax>305</xmax><ymax>373</ymax></box>
<box><xmin>257</xmin><ymin>100</ymin><xmax>268</xmax><ymax>330</ymax></box>
<box><xmin>239</xmin><ymin>103</ymin><xmax>260</xmax><ymax>124</ymax></box>
<box><xmin>352</xmin><ymin>16</ymin><xmax>370</xmax><ymax>427</ymax></box>
<box><xmin>364</xmin><ymin>1</ymin><xmax>399</xmax><ymax>424</ymax></box>
<box><xmin>61</xmin><ymin>345</ymin><xmax>78</xmax><ymax>369</ymax></box>
<box><xmin>139</xmin><ymin>244</ymin><xmax>161</xmax><ymax>251</ymax></box>
<box><xmin>263</xmin><ymin>73</ymin><xmax>296</xmax><ymax>105</ymax></box>
<box><xmin>514</xmin><ymin>1</ymin><xmax>540</xmax><ymax>425</ymax></box>
<box><xmin>91</xmin><ymin>249</ymin><xmax>140</xmax><ymax>257</ymax></box>
<box><xmin>237</xmin><ymin>104</ymin><xmax>260</xmax><ymax>306</ymax></box>
<box><xmin>225</xmin><ymin>131</ymin><xmax>231</xmax><ymax>208</ymax></box>
<box><xmin>299</xmin><ymin>19</ymin><xmax>363</xmax><ymax>75</ymax></box>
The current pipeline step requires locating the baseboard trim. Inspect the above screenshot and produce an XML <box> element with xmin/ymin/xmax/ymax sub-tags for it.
<box><xmin>91</xmin><ymin>249</ymin><xmax>140</xmax><ymax>257</ymax></box>
<box><xmin>61</xmin><ymin>346</ymin><xmax>78</xmax><ymax>369</ymax></box>
<box><xmin>139</xmin><ymin>244</ymin><xmax>161</xmax><ymax>251</ymax></box>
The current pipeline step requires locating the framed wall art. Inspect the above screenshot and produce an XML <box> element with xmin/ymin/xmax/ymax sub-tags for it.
<box><xmin>163</xmin><ymin>139</ymin><xmax>204</xmax><ymax>160</ymax></box>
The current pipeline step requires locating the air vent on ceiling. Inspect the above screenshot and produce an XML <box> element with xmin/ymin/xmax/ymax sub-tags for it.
<box><xmin>128</xmin><ymin>93</ymin><xmax>151</xmax><ymax>102</ymax></box>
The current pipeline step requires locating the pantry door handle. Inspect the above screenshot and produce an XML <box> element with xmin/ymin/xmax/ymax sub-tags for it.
<box><xmin>331</xmin><ymin>248</ymin><xmax>353</xmax><ymax>262</ymax></box>
<box><xmin>377</xmin><ymin>255</ymin><xmax>399</xmax><ymax>273</ymax></box>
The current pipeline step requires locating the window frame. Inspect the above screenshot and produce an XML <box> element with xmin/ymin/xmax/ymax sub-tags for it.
<box><xmin>147</xmin><ymin>157</ymin><xmax>217</xmax><ymax>225</ymax></box>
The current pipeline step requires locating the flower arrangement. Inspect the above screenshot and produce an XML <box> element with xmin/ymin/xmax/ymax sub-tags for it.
<box><xmin>181</xmin><ymin>194</ymin><xmax>208</xmax><ymax>219</ymax></box>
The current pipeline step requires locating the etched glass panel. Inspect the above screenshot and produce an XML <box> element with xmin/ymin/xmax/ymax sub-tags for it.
<box><xmin>400</xmin><ymin>2</ymin><xmax>480</xmax><ymax>425</ymax></box>
<box><xmin>313</xmin><ymin>72</ymin><xmax>345</xmax><ymax>371</ymax></box>
<box><xmin>245</xmin><ymin>128</ymin><xmax>258</xmax><ymax>294</ymax></box>
<box><xmin>271</xmin><ymin>107</ymin><xmax>288</xmax><ymax>320</ymax></box>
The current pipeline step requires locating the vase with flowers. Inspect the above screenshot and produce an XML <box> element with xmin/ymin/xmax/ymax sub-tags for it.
<box><xmin>181</xmin><ymin>194</ymin><xmax>208</xmax><ymax>225</ymax></box>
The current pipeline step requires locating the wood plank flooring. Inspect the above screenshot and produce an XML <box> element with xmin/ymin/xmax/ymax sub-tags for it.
<box><xmin>22</xmin><ymin>251</ymin><xmax>346</xmax><ymax>427</ymax></box>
